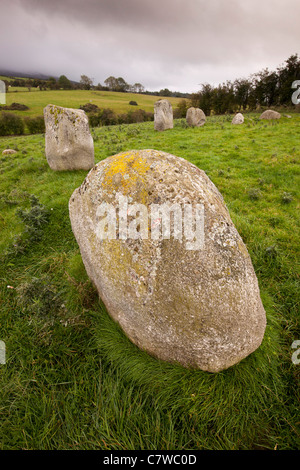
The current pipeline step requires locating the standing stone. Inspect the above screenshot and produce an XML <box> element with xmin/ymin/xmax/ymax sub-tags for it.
<box><xmin>232</xmin><ymin>113</ymin><xmax>244</xmax><ymax>124</ymax></box>
<box><xmin>259</xmin><ymin>109</ymin><xmax>281</xmax><ymax>120</ymax></box>
<box><xmin>69</xmin><ymin>149</ymin><xmax>267</xmax><ymax>373</ymax></box>
<box><xmin>186</xmin><ymin>107</ymin><xmax>206</xmax><ymax>127</ymax></box>
<box><xmin>44</xmin><ymin>104</ymin><xmax>94</xmax><ymax>171</ymax></box>
<box><xmin>154</xmin><ymin>99</ymin><xmax>173</xmax><ymax>131</ymax></box>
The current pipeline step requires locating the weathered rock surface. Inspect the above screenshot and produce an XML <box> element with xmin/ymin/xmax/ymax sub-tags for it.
<box><xmin>69</xmin><ymin>149</ymin><xmax>266</xmax><ymax>372</ymax></box>
<box><xmin>2</xmin><ymin>149</ymin><xmax>17</xmax><ymax>155</ymax></box>
<box><xmin>44</xmin><ymin>104</ymin><xmax>94</xmax><ymax>171</ymax></box>
<box><xmin>154</xmin><ymin>100</ymin><xmax>173</xmax><ymax>131</ymax></box>
<box><xmin>186</xmin><ymin>107</ymin><xmax>206</xmax><ymax>127</ymax></box>
<box><xmin>232</xmin><ymin>113</ymin><xmax>244</xmax><ymax>124</ymax></box>
<box><xmin>259</xmin><ymin>109</ymin><xmax>281</xmax><ymax>120</ymax></box>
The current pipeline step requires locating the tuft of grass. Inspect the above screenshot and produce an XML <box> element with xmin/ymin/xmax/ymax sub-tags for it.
<box><xmin>16</xmin><ymin>275</ymin><xmax>63</xmax><ymax>317</ymax></box>
<box><xmin>91</xmin><ymin>291</ymin><xmax>285</xmax><ymax>450</ymax></box>
<box><xmin>281</xmin><ymin>191</ymin><xmax>293</xmax><ymax>204</ymax></box>
<box><xmin>3</xmin><ymin>194</ymin><xmax>49</xmax><ymax>256</ymax></box>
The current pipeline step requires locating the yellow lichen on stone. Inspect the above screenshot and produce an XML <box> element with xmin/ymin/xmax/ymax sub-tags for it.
<box><xmin>100</xmin><ymin>237</ymin><xmax>150</xmax><ymax>301</ymax></box>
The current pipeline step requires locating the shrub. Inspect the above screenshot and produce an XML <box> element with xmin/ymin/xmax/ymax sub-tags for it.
<box><xmin>99</xmin><ymin>108</ymin><xmax>118</xmax><ymax>126</ymax></box>
<box><xmin>0</xmin><ymin>102</ymin><xmax>29</xmax><ymax>111</ymax></box>
<box><xmin>0</xmin><ymin>112</ymin><xmax>25</xmax><ymax>136</ymax></box>
<box><xmin>126</xmin><ymin>109</ymin><xmax>153</xmax><ymax>124</ymax></box>
<box><xmin>24</xmin><ymin>116</ymin><xmax>45</xmax><ymax>134</ymax></box>
<box><xmin>173</xmin><ymin>99</ymin><xmax>189</xmax><ymax>118</ymax></box>
<box><xmin>129</xmin><ymin>100</ymin><xmax>138</xmax><ymax>106</ymax></box>
<box><xmin>126</xmin><ymin>109</ymin><xmax>146</xmax><ymax>123</ymax></box>
<box><xmin>88</xmin><ymin>113</ymin><xmax>101</xmax><ymax>128</ymax></box>
<box><xmin>88</xmin><ymin>107</ymin><xmax>154</xmax><ymax>128</ymax></box>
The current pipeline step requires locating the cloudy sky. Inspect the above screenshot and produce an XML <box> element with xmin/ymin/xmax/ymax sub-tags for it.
<box><xmin>1</xmin><ymin>0</ymin><xmax>299</xmax><ymax>93</ymax></box>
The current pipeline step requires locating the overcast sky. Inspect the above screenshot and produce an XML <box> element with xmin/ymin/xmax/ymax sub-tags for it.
<box><xmin>1</xmin><ymin>0</ymin><xmax>299</xmax><ymax>93</ymax></box>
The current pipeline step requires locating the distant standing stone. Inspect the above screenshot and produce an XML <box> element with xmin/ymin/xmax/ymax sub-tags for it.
<box><xmin>2</xmin><ymin>149</ymin><xmax>17</xmax><ymax>155</ymax></box>
<box><xmin>259</xmin><ymin>109</ymin><xmax>281</xmax><ymax>120</ymax></box>
<box><xmin>186</xmin><ymin>107</ymin><xmax>206</xmax><ymax>127</ymax></box>
<box><xmin>154</xmin><ymin>99</ymin><xmax>173</xmax><ymax>131</ymax></box>
<box><xmin>232</xmin><ymin>113</ymin><xmax>244</xmax><ymax>124</ymax></box>
<box><xmin>44</xmin><ymin>104</ymin><xmax>94</xmax><ymax>171</ymax></box>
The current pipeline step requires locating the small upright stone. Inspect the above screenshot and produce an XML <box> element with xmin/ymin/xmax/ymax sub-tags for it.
<box><xmin>186</xmin><ymin>107</ymin><xmax>206</xmax><ymax>127</ymax></box>
<box><xmin>44</xmin><ymin>104</ymin><xmax>94</xmax><ymax>171</ymax></box>
<box><xmin>154</xmin><ymin>99</ymin><xmax>173</xmax><ymax>131</ymax></box>
<box><xmin>259</xmin><ymin>109</ymin><xmax>281</xmax><ymax>120</ymax></box>
<box><xmin>232</xmin><ymin>113</ymin><xmax>244</xmax><ymax>124</ymax></box>
<box><xmin>2</xmin><ymin>149</ymin><xmax>17</xmax><ymax>155</ymax></box>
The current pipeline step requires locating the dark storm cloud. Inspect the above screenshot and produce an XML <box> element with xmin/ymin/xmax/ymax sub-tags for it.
<box><xmin>1</xmin><ymin>0</ymin><xmax>300</xmax><ymax>92</ymax></box>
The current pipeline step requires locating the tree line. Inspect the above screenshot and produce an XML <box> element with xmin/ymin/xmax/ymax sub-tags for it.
<box><xmin>3</xmin><ymin>74</ymin><xmax>147</xmax><ymax>93</ymax></box>
<box><xmin>189</xmin><ymin>54</ymin><xmax>300</xmax><ymax>115</ymax></box>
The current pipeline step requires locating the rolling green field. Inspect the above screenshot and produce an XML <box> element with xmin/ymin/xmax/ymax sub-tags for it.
<box><xmin>0</xmin><ymin>113</ymin><xmax>299</xmax><ymax>450</ymax></box>
<box><xmin>1</xmin><ymin>88</ymin><xmax>182</xmax><ymax>117</ymax></box>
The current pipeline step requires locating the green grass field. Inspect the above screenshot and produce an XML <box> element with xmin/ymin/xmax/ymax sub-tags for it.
<box><xmin>2</xmin><ymin>88</ymin><xmax>182</xmax><ymax>117</ymax></box>
<box><xmin>0</xmin><ymin>113</ymin><xmax>299</xmax><ymax>450</ymax></box>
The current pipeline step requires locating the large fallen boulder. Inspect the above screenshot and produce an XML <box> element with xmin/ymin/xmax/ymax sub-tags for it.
<box><xmin>69</xmin><ymin>149</ymin><xmax>266</xmax><ymax>372</ymax></box>
<box><xmin>44</xmin><ymin>104</ymin><xmax>94</xmax><ymax>171</ymax></box>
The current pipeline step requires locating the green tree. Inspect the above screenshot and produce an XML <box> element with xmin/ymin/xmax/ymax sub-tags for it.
<box><xmin>115</xmin><ymin>77</ymin><xmax>129</xmax><ymax>92</ymax></box>
<box><xmin>252</xmin><ymin>69</ymin><xmax>279</xmax><ymax>107</ymax></box>
<box><xmin>174</xmin><ymin>99</ymin><xmax>188</xmax><ymax>118</ymax></box>
<box><xmin>104</xmin><ymin>76</ymin><xmax>118</xmax><ymax>91</ymax></box>
<box><xmin>133</xmin><ymin>82</ymin><xmax>145</xmax><ymax>93</ymax></box>
<box><xmin>190</xmin><ymin>84</ymin><xmax>214</xmax><ymax>115</ymax></box>
<box><xmin>233</xmin><ymin>78</ymin><xmax>253</xmax><ymax>110</ymax></box>
<box><xmin>47</xmin><ymin>76</ymin><xmax>58</xmax><ymax>90</ymax></box>
<box><xmin>25</xmin><ymin>80</ymin><xmax>33</xmax><ymax>92</ymax></box>
<box><xmin>159</xmin><ymin>88</ymin><xmax>172</xmax><ymax>97</ymax></box>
